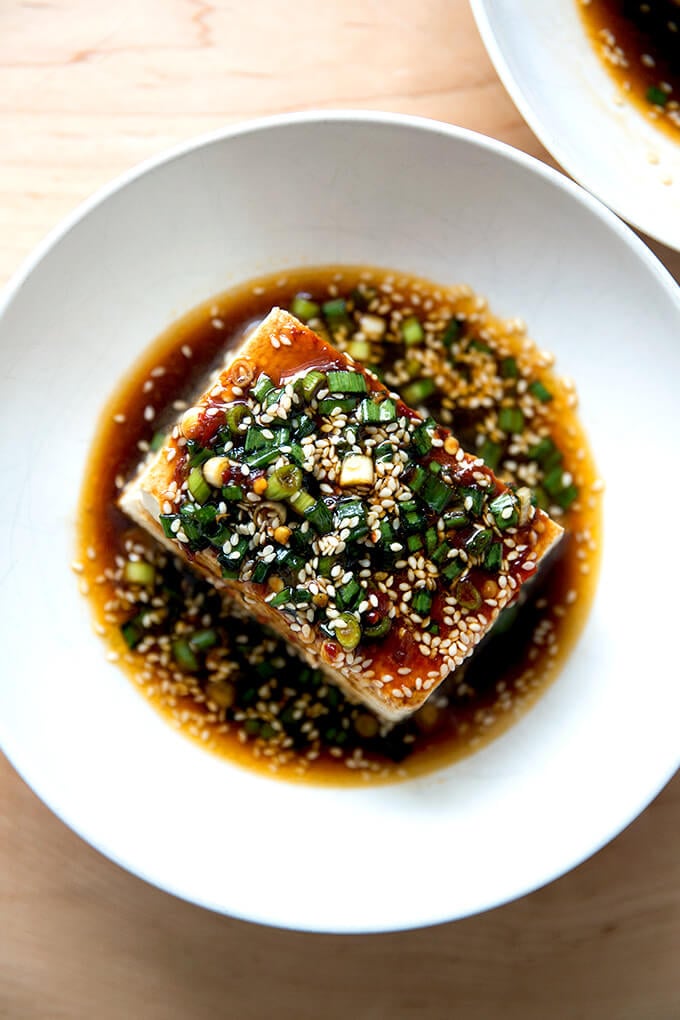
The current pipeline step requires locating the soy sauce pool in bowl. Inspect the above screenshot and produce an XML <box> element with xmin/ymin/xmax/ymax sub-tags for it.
<box><xmin>3</xmin><ymin>113</ymin><xmax>679</xmax><ymax>932</ymax></box>
<box><xmin>77</xmin><ymin>265</ymin><xmax>602</xmax><ymax>785</ymax></box>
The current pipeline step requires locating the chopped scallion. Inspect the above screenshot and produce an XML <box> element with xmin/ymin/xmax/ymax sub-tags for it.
<box><xmin>251</xmin><ymin>560</ymin><xmax>272</xmax><ymax>584</ymax></box>
<box><xmin>172</xmin><ymin>638</ymin><xmax>200</xmax><ymax>671</ymax></box>
<box><xmin>401</xmin><ymin>377</ymin><xmax>435</xmax><ymax>406</ymax></box>
<box><xmin>305</xmin><ymin>499</ymin><xmax>333</xmax><ymax>534</ymax></box>
<box><xmin>335</xmin><ymin>613</ymin><xmax>362</xmax><ymax>650</ymax></box>
<box><xmin>245</xmin><ymin>447</ymin><xmax>280</xmax><ymax>470</ymax></box>
<box><xmin>317</xmin><ymin>555</ymin><xmax>334</xmax><ymax>577</ymax></box>
<box><xmin>529</xmin><ymin>380</ymin><xmax>553</xmax><ymax>403</ymax></box>
<box><xmin>357</xmin><ymin>397</ymin><xmax>397</xmax><ymax>423</ymax></box>
<box><xmin>290</xmin><ymin>295</ymin><xmax>321</xmax><ymax>322</ymax></box>
<box><xmin>483</xmin><ymin>542</ymin><xmax>503</xmax><ymax>572</ymax></box>
<box><xmin>299</xmin><ymin>370</ymin><xmax>326</xmax><ymax>401</ymax></box>
<box><xmin>543</xmin><ymin>466</ymin><xmax>566</xmax><ymax>496</ymax></box>
<box><xmin>424</xmin><ymin>527</ymin><xmax>439</xmax><ymax>555</ymax></box>
<box><xmin>533</xmin><ymin>485</ymin><xmax>549</xmax><ymax>511</ymax></box>
<box><xmin>190</xmin><ymin>628</ymin><xmax>219</xmax><ymax>651</ymax></box>
<box><xmin>226</xmin><ymin>405</ymin><xmax>251</xmax><ymax>435</ymax></box>
<box><xmin>401</xmin><ymin>316</ymin><xmax>424</xmax><ymax>345</ymax></box>
<box><xmin>187</xmin><ymin>444</ymin><xmax>211</xmax><ymax>469</ymax></box>
<box><xmin>431</xmin><ymin>541</ymin><xmax>453</xmax><ymax>565</ymax></box>
<box><xmin>402</xmin><ymin>509</ymin><xmax>424</xmax><ymax>533</ymax></box>
<box><xmin>442</xmin><ymin>317</ymin><xmax>461</xmax><ymax>347</ymax></box>
<box><xmin>121</xmin><ymin>616</ymin><xmax>144</xmax><ymax>649</ymax></box>
<box><xmin>347</xmin><ymin>339</ymin><xmax>371</xmax><ymax>362</ymax></box>
<box><xmin>269</xmin><ymin>587</ymin><xmax>293</xmax><ymax>609</ymax></box>
<box><xmin>411</xmin><ymin>419</ymin><xmax>436</xmax><ymax>456</ymax></box>
<box><xmin>420</xmin><ymin>474</ymin><xmax>455</xmax><ymax>513</ymax></box>
<box><xmin>500</xmin><ymin>356</ymin><xmax>518</xmax><ymax>379</ymax></box>
<box><xmin>647</xmin><ymin>85</ymin><xmax>668</xmax><ymax>107</ymax></box>
<box><xmin>442</xmin><ymin>558</ymin><xmax>465</xmax><ymax>583</ymax></box>
<box><xmin>407</xmin><ymin>465</ymin><xmax>428</xmax><ymax>493</ymax></box>
<box><xmin>160</xmin><ymin>514</ymin><xmax>178</xmax><ymax>540</ymax></box>
<box><xmin>460</xmin><ymin>486</ymin><xmax>484</xmax><ymax>516</ymax></box>
<box><xmin>454</xmin><ymin>579</ymin><xmax>482</xmax><ymax>611</ymax></box>
<box><xmin>288</xmin><ymin>489</ymin><xmax>316</xmax><ymax>515</ymax></box>
<box><xmin>245</xmin><ymin>427</ymin><xmax>268</xmax><ymax>452</ymax></box>
<box><xmin>489</xmin><ymin>491</ymin><xmax>520</xmax><ymax>530</ymax></box>
<box><xmin>188</xmin><ymin>466</ymin><xmax>211</xmax><ymax>505</ymax></box>
<box><xmin>554</xmin><ymin>483</ymin><xmax>579</xmax><ymax>510</ymax></box>
<box><xmin>374</xmin><ymin>441</ymin><xmax>395</xmax><ymax>463</ymax></box>
<box><xmin>322</xmin><ymin>298</ymin><xmax>352</xmax><ymax>331</ymax></box>
<box><xmin>478</xmin><ymin>438</ymin><xmax>503</xmax><ymax>471</ymax></box>
<box><xmin>465</xmin><ymin>528</ymin><xmax>493</xmax><ymax>557</ymax></box>
<box><xmin>407</xmin><ymin>533</ymin><xmax>423</xmax><ymax>553</ymax></box>
<box><xmin>379</xmin><ymin>520</ymin><xmax>396</xmax><ymax>548</ymax></box>
<box><xmin>123</xmin><ymin>560</ymin><xmax>156</xmax><ymax>586</ymax></box>
<box><xmin>334</xmin><ymin>498</ymin><xmax>365</xmax><ymax>524</ymax></box>
<box><xmin>350</xmin><ymin>285</ymin><xmax>377</xmax><ymax>311</ymax></box>
<box><xmin>265</xmin><ymin>463</ymin><xmax>302</xmax><ymax>501</ymax></box>
<box><xmin>363</xmin><ymin>616</ymin><xmax>391</xmax><ymax>640</ymax></box>
<box><xmin>277</xmin><ymin>547</ymin><xmax>305</xmax><ymax>575</ymax></box>
<box><xmin>251</xmin><ymin>373</ymin><xmax>274</xmax><ymax>403</ymax></box>
<box><xmin>498</xmin><ymin>407</ymin><xmax>525</xmax><ymax>434</ymax></box>
<box><xmin>317</xmin><ymin>396</ymin><xmax>359</xmax><ymax>415</ymax></box>
<box><xmin>528</xmin><ymin>437</ymin><xmax>562</xmax><ymax>471</ymax></box>
<box><xmin>412</xmin><ymin>589</ymin><xmax>433</xmax><ymax>616</ymax></box>
<box><xmin>294</xmin><ymin>414</ymin><xmax>316</xmax><ymax>439</ymax></box>
<box><xmin>262</xmin><ymin>387</ymin><xmax>283</xmax><ymax>409</ymax></box>
<box><xmin>336</xmin><ymin>578</ymin><xmax>362</xmax><ymax>611</ymax></box>
<box><xmin>443</xmin><ymin>508</ymin><xmax>469</xmax><ymax>530</ymax></box>
<box><xmin>327</xmin><ymin>369</ymin><xmax>367</xmax><ymax>394</ymax></box>
<box><xmin>221</xmin><ymin>483</ymin><xmax>243</xmax><ymax>501</ymax></box>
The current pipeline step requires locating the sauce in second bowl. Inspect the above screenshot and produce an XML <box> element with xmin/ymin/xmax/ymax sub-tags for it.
<box><xmin>579</xmin><ymin>0</ymin><xmax>680</xmax><ymax>141</ymax></box>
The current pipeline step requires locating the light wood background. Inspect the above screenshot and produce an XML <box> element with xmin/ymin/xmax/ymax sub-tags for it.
<box><xmin>1</xmin><ymin>2</ymin><xmax>678</xmax><ymax>1018</ymax></box>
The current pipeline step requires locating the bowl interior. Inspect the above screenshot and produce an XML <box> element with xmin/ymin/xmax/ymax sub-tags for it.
<box><xmin>471</xmin><ymin>0</ymin><xmax>680</xmax><ymax>250</ymax></box>
<box><xmin>1</xmin><ymin>114</ymin><xmax>679</xmax><ymax>932</ymax></box>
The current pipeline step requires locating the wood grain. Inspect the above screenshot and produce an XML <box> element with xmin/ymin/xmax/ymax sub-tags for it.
<box><xmin>1</xmin><ymin>1</ymin><xmax>678</xmax><ymax>1017</ymax></box>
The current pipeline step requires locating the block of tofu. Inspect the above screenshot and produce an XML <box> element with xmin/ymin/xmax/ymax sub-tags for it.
<box><xmin>120</xmin><ymin>308</ymin><xmax>563</xmax><ymax>721</ymax></box>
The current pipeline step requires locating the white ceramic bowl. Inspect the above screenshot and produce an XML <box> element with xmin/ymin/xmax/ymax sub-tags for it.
<box><xmin>470</xmin><ymin>0</ymin><xmax>680</xmax><ymax>250</ymax></box>
<box><xmin>1</xmin><ymin>112</ymin><xmax>678</xmax><ymax>933</ymax></box>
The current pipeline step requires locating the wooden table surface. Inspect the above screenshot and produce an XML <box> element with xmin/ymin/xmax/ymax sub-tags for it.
<box><xmin>1</xmin><ymin>2</ymin><xmax>678</xmax><ymax>1017</ymax></box>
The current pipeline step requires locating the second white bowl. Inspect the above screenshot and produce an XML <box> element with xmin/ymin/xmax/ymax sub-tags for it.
<box><xmin>471</xmin><ymin>0</ymin><xmax>680</xmax><ymax>250</ymax></box>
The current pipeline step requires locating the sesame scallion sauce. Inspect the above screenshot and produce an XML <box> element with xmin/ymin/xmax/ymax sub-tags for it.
<box><xmin>77</xmin><ymin>266</ymin><xmax>602</xmax><ymax>785</ymax></box>
<box><xmin>578</xmin><ymin>0</ymin><xmax>680</xmax><ymax>142</ymax></box>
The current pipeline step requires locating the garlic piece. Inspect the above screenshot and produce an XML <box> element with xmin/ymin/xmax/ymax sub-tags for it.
<box><xmin>340</xmin><ymin>454</ymin><xmax>374</xmax><ymax>488</ymax></box>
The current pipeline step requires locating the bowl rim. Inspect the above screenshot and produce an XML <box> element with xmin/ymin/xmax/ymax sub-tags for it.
<box><xmin>2</xmin><ymin>109</ymin><xmax>679</xmax><ymax>318</ymax></box>
<box><xmin>468</xmin><ymin>0</ymin><xmax>680</xmax><ymax>252</ymax></box>
<box><xmin>1</xmin><ymin>109</ymin><xmax>679</xmax><ymax>933</ymax></box>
